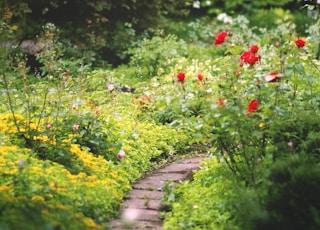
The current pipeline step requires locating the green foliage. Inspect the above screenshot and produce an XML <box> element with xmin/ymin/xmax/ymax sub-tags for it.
<box><xmin>270</xmin><ymin>110</ymin><xmax>320</xmax><ymax>159</ymax></box>
<box><xmin>127</xmin><ymin>33</ymin><xmax>187</xmax><ymax>79</ymax></box>
<box><xmin>200</xmin><ymin>0</ymin><xmax>296</xmax><ymax>15</ymax></box>
<box><xmin>238</xmin><ymin>155</ymin><xmax>320</xmax><ymax>230</ymax></box>
<box><xmin>5</xmin><ymin>0</ymin><xmax>193</xmax><ymax>65</ymax></box>
<box><xmin>2</xmin><ymin>3</ymin><xmax>320</xmax><ymax>229</ymax></box>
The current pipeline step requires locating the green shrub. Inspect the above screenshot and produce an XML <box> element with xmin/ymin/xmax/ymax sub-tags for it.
<box><xmin>239</xmin><ymin>155</ymin><xmax>320</xmax><ymax>230</ymax></box>
<box><xmin>127</xmin><ymin>33</ymin><xmax>187</xmax><ymax>79</ymax></box>
<box><xmin>270</xmin><ymin>110</ymin><xmax>320</xmax><ymax>160</ymax></box>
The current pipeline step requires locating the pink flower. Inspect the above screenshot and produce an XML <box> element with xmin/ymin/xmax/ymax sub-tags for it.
<box><xmin>117</xmin><ymin>149</ymin><xmax>125</xmax><ymax>159</ymax></box>
<box><xmin>250</xmin><ymin>45</ymin><xmax>259</xmax><ymax>54</ymax></box>
<box><xmin>46</xmin><ymin>123</ymin><xmax>52</xmax><ymax>129</ymax></box>
<box><xmin>73</xmin><ymin>124</ymin><xmax>79</xmax><ymax>131</ymax></box>
<box><xmin>214</xmin><ymin>31</ymin><xmax>227</xmax><ymax>45</ymax></box>
<box><xmin>107</xmin><ymin>84</ymin><xmax>115</xmax><ymax>91</ymax></box>
<box><xmin>177</xmin><ymin>72</ymin><xmax>186</xmax><ymax>82</ymax></box>
<box><xmin>197</xmin><ymin>74</ymin><xmax>204</xmax><ymax>81</ymax></box>
<box><xmin>264</xmin><ymin>71</ymin><xmax>280</xmax><ymax>83</ymax></box>
<box><xmin>96</xmin><ymin>107</ymin><xmax>101</xmax><ymax>114</ymax></box>
<box><xmin>72</xmin><ymin>104</ymin><xmax>77</xmax><ymax>109</ymax></box>
<box><xmin>287</xmin><ymin>141</ymin><xmax>293</xmax><ymax>147</ymax></box>
<box><xmin>295</xmin><ymin>38</ymin><xmax>306</xmax><ymax>48</ymax></box>
<box><xmin>246</xmin><ymin>99</ymin><xmax>259</xmax><ymax>116</ymax></box>
<box><xmin>235</xmin><ymin>70</ymin><xmax>241</xmax><ymax>76</ymax></box>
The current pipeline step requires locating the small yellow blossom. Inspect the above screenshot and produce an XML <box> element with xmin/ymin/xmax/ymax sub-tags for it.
<box><xmin>0</xmin><ymin>185</ymin><xmax>11</xmax><ymax>192</ymax></box>
<box><xmin>41</xmin><ymin>209</ymin><xmax>50</xmax><ymax>216</ymax></box>
<box><xmin>11</xmin><ymin>25</ymin><xmax>18</xmax><ymax>30</ymax></box>
<box><xmin>83</xmin><ymin>218</ymin><xmax>102</xmax><ymax>230</ymax></box>
<box><xmin>109</xmin><ymin>172</ymin><xmax>117</xmax><ymax>179</ymax></box>
<box><xmin>31</xmin><ymin>195</ymin><xmax>45</xmax><ymax>202</ymax></box>
<box><xmin>259</xmin><ymin>122</ymin><xmax>265</xmax><ymax>128</ymax></box>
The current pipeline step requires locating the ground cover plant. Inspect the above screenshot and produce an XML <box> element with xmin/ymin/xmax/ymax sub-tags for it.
<box><xmin>1</xmin><ymin>1</ymin><xmax>320</xmax><ymax>229</ymax></box>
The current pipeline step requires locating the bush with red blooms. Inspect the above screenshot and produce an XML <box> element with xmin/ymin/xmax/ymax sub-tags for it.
<box><xmin>214</xmin><ymin>31</ymin><xmax>227</xmax><ymax>45</ymax></box>
<box><xmin>177</xmin><ymin>72</ymin><xmax>186</xmax><ymax>82</ymax></box>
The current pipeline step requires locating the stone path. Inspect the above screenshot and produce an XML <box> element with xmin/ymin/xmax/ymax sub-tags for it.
<box><xmin>108</xmin><ymin>155</ymin><xmax>206</xmax><ymax>229</ymax></box>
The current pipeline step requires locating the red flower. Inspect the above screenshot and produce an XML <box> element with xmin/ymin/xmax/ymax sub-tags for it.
<box><xmin>197</xmin><ymin>74</ymin><xmax>204</xmax><ymax>81</ymax></box>
<box><xmin>218</xmin><ymin>98</ymin><xmax>225</xmax><ymax>107</ymax></box>
<box><xmin>177</xmin><ymin>72</ymin><xmax>186</xmax><ymax>82</ymax></box>
<box><xmin>250</xmin><ymin>45</ymin><xmax>259</xmax><ymax>54</ymax></box>
<box><xmin>264</xmin><ymin>71</ymin><xmax>280</xmax><ymax>82</ymax></box>
<box><xmin>295</xmin><ymin>38</ymin><xmax>306</xmax><ymax>48</ymax></box>
<box><xmin>240</xmin><ymin>51</ymin><xmax>260</xmax><ymax>66</ymax></box>
<box><xmin>246</xmin><ymin>99</ymin><xmax>259</xmax><ymax>116</ymax></box>
<box><xmin>214</xmin><ymin>31</ymin><xmax>227</xmax><ymax>45</ymax></box>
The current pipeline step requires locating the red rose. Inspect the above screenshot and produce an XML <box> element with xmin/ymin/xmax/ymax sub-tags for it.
<box><xmin>264</xmin><ymin>71</ymin><xmax>280</xmax><ymax>82</ymax></box>
<box><xmin>214</xmin><ymin>31</ymin><xmax>227</xmax><ymax>45</ymax></box>
<box><xmin>246</xmin><ymin>99</ymin><xmax>259</xmax><ymax>116</ymax></box>
<box><xmin>295</xmin><ymin>38</ymin><xmax>306</xmax><ymax>48</ymax></box>
<box><xmin>218</xmin><ymin>98</ymin><xmax>225</xmax><ymax>107</ymax></box>
<box><xmin>197</xmin><ymin>74</ymin><xmax>204</xmax><ymax>81</ymax></box>
<box><xmin>240</xmin><ymin>51</ymin><xmax>260</xmax><ymax>66</ymax></box>
<box><xmin>177</xmin><ymin>72</ymin><xmax>186</xmax><ymax>82</ymax></box>
<box><xmin>250</xmin><ymin>45</ymin><xmax>259</xmax><ymax>54</ymax></box>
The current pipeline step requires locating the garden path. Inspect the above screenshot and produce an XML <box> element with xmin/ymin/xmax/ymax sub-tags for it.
<box><xmin>108</xmin><ymin>154</ymin><xmax>207</xmax><ymax>229</ymax></box>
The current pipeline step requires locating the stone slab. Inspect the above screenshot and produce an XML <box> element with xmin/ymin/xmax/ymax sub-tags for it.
<box><xmin>157</xmin><ymin>163</ymin><xmax>201</xmax><ymax>173</ymax></box>
<box><xmin>123</xmin><ymin>198</ymin><xmax>162</xmax><ymax>210</ymax></box>
<box><xmin>127</xmin><ymin>189</ymin><xmax>164</xmax><ymax>200</ymax></box>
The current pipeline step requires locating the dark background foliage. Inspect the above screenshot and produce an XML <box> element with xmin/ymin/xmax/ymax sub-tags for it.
<box><xmin>6</xmin><ymin>0</ymin><xmax>192</xmax><ymax>65</ymax></box>
<box><xmin>4</xmin><ymin>0</ymin><xmax>317</xmax><ymax>65</ymax></box>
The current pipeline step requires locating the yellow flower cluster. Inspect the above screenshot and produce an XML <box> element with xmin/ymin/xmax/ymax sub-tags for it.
<box><xmin>0</xmin><ymin>113</ymin><xmax>39</xmax><ymax>134</ymax></box>
<box><xmin>69</xmin><ymin>144</ymin><xmax>109</xmax><ymax>175</ymax></box>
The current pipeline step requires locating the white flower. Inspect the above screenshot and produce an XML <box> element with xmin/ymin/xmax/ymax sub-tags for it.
<box><xmin>107</xmin><ymin>84</ymin><xmax>115</xmax><ymax>91</ymax></box>
<box><xmin>193</xmin><ymin>1</ymin><xmax>200</xmax><ymax>8</ymax></box>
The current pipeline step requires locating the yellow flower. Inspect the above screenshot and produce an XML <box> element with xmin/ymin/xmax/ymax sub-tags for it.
<box><xmin>109</xmin><ymin>172</ymin><xmax>117</xmax><ymax>179</ymax></box>
<box><xmin>41</xmin><ymin>209</ymin><xmax>50</xmax><ymax>216</ymax></box>
<box><xmin>46</xmin><ymin>194</ymin><xmax>53</xmax><ymax>199</ymax></box>
<box><xmin>11</xmin><ymin>25</ymin><xmax>18</xmax><ymax>31</ymax></box>
<box><xmin>83</xmin><ymin>218</ymin><xmax>102</xmax><ymax>229</ymax></box>
<box><xmin>31</xmin><ymin>195</ymin><xmax>45</xmax><ymax>202</ymax></box>
<box><xmin>259</xmin><ymin>122</ymin><xmax>265</xmax><ymax>128</ymax></box>
<box><xmin>56</xmin><ymin>204</ymin><xmax>69</xmax><ymax>210</ymax></box>
<box><xmin>0</xmin><ymin>185</ymin><xmax>11</xmax><ymax>192</ymax></box>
